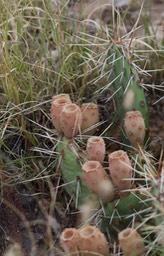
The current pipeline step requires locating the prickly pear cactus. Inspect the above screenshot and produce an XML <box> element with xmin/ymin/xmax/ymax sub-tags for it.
<box><xmin>101</xmin><ymin>192</ymin><xmax>150</xmax><ymax>237</ymax></box>
<box><xmin>57</xmin><ymin>136</ymin><xmax>93</xmax><ymax>207</ymax></box>
<box><xmin>57</xmin><ymin>137</ymin><xmax>151</xmax><ymax>238</ymax></box>
<box><xmin>107</xmin><ymin>43</ymin><xmax>149</xmax><ymax>145</ymax></box>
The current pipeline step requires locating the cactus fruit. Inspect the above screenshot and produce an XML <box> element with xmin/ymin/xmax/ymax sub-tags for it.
<box><xmin>60</xmin><ymin>225</ymin><xmax>109</xmax><ymax>256</ymax></box>
<box><xmin>86</xmin><ymin>136</ymin><xmax>106</xmax><ymax>163</ymax></box>
<box><xmin>51</xmin><ymin>96</ymin><xmax>100</xmax><ymax>138</ymax></box>
<box><xmin>123</xmin><ymin>111</ymin><xmax>146</xmax><ymax>148</ymax></box>
<box><xmin>118</xmin><ymin>228</ymin><xmax>145</xmax><ymax>256</ymax></box>
<box><xmin>60</xmin><ymin>228</ymin><xmax>79</xmax><ymax>254</ymax></box>
<box><xmin>50</xmin><ymin>96</ymin><xmax>72</xmax><ymax>132</ymax></box>
<box><xmin>60</xmin><ymin>103</ymin><xmax>82</xmax><ymax>138</ymax></box>
<box><xmin>81</xmin><ymin>103</ymin><xmax>99</xmax><ymax>135</ymax></box>
<box><xmin>108</xmin><ymin>150</ymin><xmax>132</xmax><ymax>191</ymax></box>
<box><xmin>82</xmin><ymin>161</ymin><xmax>114</xmax><ymax>202</ymax></box>
<box><xmin>77</xmin><ymin>225</ymin><xmax>109</xmax><ymax>256</ymax></box>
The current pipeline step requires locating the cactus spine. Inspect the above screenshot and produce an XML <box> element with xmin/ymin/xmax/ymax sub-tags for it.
<box><xmin>101</xmin><ymin>192</ymin><xmax>150</xmax><ymax>236</ymax></box>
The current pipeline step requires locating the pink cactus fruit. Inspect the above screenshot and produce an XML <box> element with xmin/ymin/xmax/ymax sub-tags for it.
<box><xmin>60</xmin><ymin>228</ymin><xmax>79</xmax><ymax>254</ymax></box>
<box><xmin>86</xmin><ymin>136</ymin><xmax>106</xmax><ymax>163</ymax></box>
<box><xmin>118</xmin><ymin>228</ymin><xmax>145</xmax><ymax>256</ymax></box>
<box><xmin>77</xmin><ymin>225</ymin><xmax>109</xmax><ymax>256</ymax></box>
<box><xmin>60</xmin><ymin>103</ymin><xmax>82</xmax><ymax>138</ymax></box>
<box><xmin>82</xmin><ymin>161</ymin><xmax>114</xmax><ymax>201</ymax></box>
<box><xmin>81</xmin><ymin>103</ymin><xmax>99</xmax><ymax>135</ymax></box>
<box><xmin>123</xmin><ymin>111</ymin><xmax>146</xmax><ymax>148</ymax></box>
<box><xmin>108</xmin><ymin>150</ymin><xmax>132</xmax><ymax>191</ymax></box>
<box><xmin>50</xmin><ymin>96</ymin><xmax>71</xmax><ymax>132</ymax></box>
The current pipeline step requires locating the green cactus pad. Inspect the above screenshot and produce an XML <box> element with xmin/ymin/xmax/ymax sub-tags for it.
<box><xmin>101</xmin><ymin>192</ymin><xmax>151</xmax><ymax>237</ymax></box>
<box><xmin>107</xmin><ymin>43</ymin><xmax>149</xmax><ymax>145</ymax></box>
<box><xmin>57</xmin><ymin>136</ymin><xmax>94</xmax><ymax>207</ymax></box>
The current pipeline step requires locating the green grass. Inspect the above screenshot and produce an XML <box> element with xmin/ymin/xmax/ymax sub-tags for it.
<box><xmin>0</xmin><ymin>0</ymin><xmax>163</xmax><ymax>255</ymax></box>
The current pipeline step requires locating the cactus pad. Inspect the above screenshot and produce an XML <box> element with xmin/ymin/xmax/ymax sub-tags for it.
<box><xmin>101</xmin><ymin>192</ymin><xmax>151</xmax><ymax>236</ymax></box>
<box><xmin>57</xmin><ymin>136</ymin><xmax>93</xmax><ymax>207</ymax></box>
<box><xmin>107</xmin><ymin>43</ymin><xmax>149</xmax><ymax>145</ymax></box>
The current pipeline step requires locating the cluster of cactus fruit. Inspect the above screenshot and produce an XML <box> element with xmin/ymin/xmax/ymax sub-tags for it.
<box><xmin>51</xmin><ymin>94</ymin><xmax>99</xmax><ymax>137</ymax></box>
<box><xmin>50</xmin><ymin>44</ymin><xmax>163</xmax><ymax>255</ymax></box>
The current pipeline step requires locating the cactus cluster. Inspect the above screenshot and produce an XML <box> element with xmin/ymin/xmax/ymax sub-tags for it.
<box><xmin>51</xmin><ymin>42</ymin><xmax>163</xmax><ymax>256</ymax></box>
<box><xmin>53</xmin><ymin>101</ymin><xmax>162</xmax><ymax>254</ymax></box>
<box><xmin>54</xmin><ymin>105</ymin><xmax>156</xmax><ymax>255</ymax></box>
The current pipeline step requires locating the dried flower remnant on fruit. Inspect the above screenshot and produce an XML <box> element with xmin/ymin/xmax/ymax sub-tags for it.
<box><xmin>108</xmin><ymin>150</ymin><xmax>132</xmax><ymax>191</ymax></box>
<box><xmin>123</xmin><ymin>89</ymin><xmax>136</xmax><ymax>110</ymax></box>
<box><xmin>50</xmin><ymin>95</ymin><xmax>71</xmax><ymax>132</ymax></box>
<box><xmin>60</xmin><ymin>103</ymin><xmax>82</xmax><ymax>138</ymax></box>
<box><xmin>98</xmin><ymin>179</ymin><xmax>114</xmax><ymax>202</ymax></box>
<box><xmin>81</xmin><ymin>103</ymin><xmax>99</xmax><ymax>135</ymax></box>
<box><xmin>118</xmin><ymin>228</ymin><xmax>145</xmax><ymax>256</ymax></box>
<box><xmin>86</xmin><ymin>136</ymin><xmax>105</xmax><ymax>163</ymax></box>
<box><xmin>82</xmin><ymin>161</ymin><xmax>114</xmax><ymax>201</ymax></box>
<box><xmin>52</xmin><ymin>93</ymin><xmax>71</xmax><ymax>102</ymax></box>
<box><xmin>124</xmin><ymin>111</ymin><xmax>146</xmax><ymax>148</ymax></box>
<box><xmin>78</xmin><ymin>225</ymin><xmax>109</xmax><ymax>256</ymax></box>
